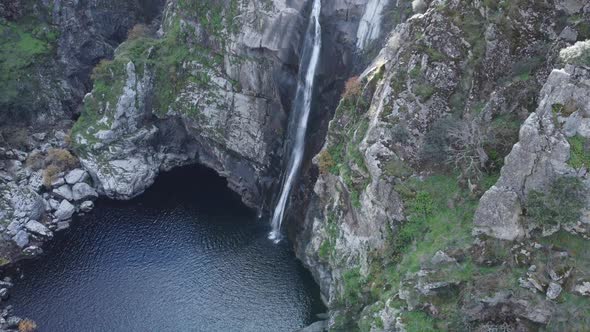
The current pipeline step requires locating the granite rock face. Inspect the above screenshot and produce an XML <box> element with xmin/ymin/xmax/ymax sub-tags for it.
<box><xmin>474</xmin><ymin>65</ymin><xmax>590</xmax><ymax>240</ymax></box>
<box><xmin>71</xmin><ymin>0</ymin><xmax>376</xmax><ymax>207</ymax></box>
<box><xmin>0</xmin><ymin>0</ymin><xmax>166</xmax><ymax>126</ymax></box>
<box><xmin>294</xmin><ymin>0</ymin><xmax>590</xmax><ymax>330</ymax></box>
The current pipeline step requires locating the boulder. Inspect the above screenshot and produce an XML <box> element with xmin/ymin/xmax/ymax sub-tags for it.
<box><xmin>23</xmin><ymin>246</ymin><xmax>42</xmax><ymax>256</ymax></box>
<box><xmin>24</xmin><ymin>220</ymin><xmax>52</xmax><ymax>237</ymax></box>
<box><xmin>28</xmin><ymin>171</ymin><xmax>44</xmax><ymax>192</ymax></box>
<box><xmin>48</xmin><ymin>198</ymin><xmax>60</xmax><ymax>210</ymax></box>
<box><xmin>53</xmin><ymin>185</ymin><xmax>73</xmax><ymax>201</ymax></box>
<box><xmin>72</xmin><ymin>183</ymin><xmax>98</xmax><ymax>201</ymax></box>
<box><xmin>80</xmin><ymin>200</ymin><xmax>94</xmax><ymax>213</ymax></box>
<box><xmin>56</xmin><ymin>221</ymin><xmax>70</xmax><ymax>232</ymax></box>
<box><xmin>11</xmin><ymin>231</ymin><xmax>29</xmax><ymax>248</ymax></box>
<box><xmin>9</xmin><ymin>187</ymin><xmax>45</xmax><ymax>220</ymax></box>
<box><xmin>473</xmin><ymin>187</ymin><xmax>524</xmax><ymax>241</ymax></box>
<box><xmin>559</xmin><ymin>26</ymin><xmax>578</xmax><ymax>42</ymax></box>
<box><xmin>5</xmin><ymin>316</ymin><xmax>21</xmax><ymax>328</ymax></box>
<box><xmin>297</xmin><ymin>320</ymin><xmax>328</xmax><ymax>332</ymax></box>
<box><xmin>574</xmin><ymin>281</ymin><xmax>590</xmax><ymax>296</ymax></box>
<box><xmin>430</xmin><ymin>250</ymin><xmax>457</xmax><ymax>266</ymax></box>
<box><xmin>51</xmin><ymin>176</ymin><xmax>66</xmax><ymax>187</ymax></box>
<box><xmin>55</xmin><ymin>200</ymin><xmax>75</xmax><ymax>221</ymax></box>
<box><xmin>6</xmin><ymin>221</ymin><xmax>22</xmax><ymax>236</ymax></box>
<box><xmin>473</xmin><ymin>66</ymin><xmax>590</xmax><ymax>241</ymax></box>
<box><xmin>0</xmin><ymin>288</ymin><xmax>8</xmax><ymax>300</ymax></box>
<box><xmin>32</xmin><ymin>133</ymin><xmax>46</xmax><ymax>141</ymax></box>
<box><xmin>546</xmin><ymin>282</ymin><xmax>562</xmax><ymax>300</ymax></box>
<box><xmin>65</xmin><ymin>169</ymin><xmax>89</xmax><ymax>185</ymax></box>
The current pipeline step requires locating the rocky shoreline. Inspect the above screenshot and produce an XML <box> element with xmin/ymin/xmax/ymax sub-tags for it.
<box><xmin>0</xmin><ymin>126</ymin><xmax>105</xmax><ymax>330</ymax></box>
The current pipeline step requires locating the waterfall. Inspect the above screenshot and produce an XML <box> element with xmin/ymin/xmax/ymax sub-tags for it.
<box><xmin>269</xmin><ymin>0</ymin><xmax>322</xmax><ymax>242</ymax></box>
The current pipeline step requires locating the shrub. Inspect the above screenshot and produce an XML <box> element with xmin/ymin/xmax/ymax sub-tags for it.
<box><xmin>568</xmin><ymin>135</ymin><xmax>590</xmax><ymax>169</ymax></box>
<box><xmin>342</xmin><ymin>268</ymin><xmax>364</xmax><ymax>307</ymax></box>
<box><xmin>403</xmin><ymin>311</ymin><xmax>438</xmax><ymax>332</ymax></box>
<box><xmin>25</xmin><ymin>151</ymin><xmax>45</xmax><ymax>170</ymax></box>
<box><xmin>42</xmin><ymin>148</ymin><xmax>79</xmax><ymax>187</ymax></box>
<box><xmin>391</xmin><ymin>124</ymin><xmax>411</xmax><ymax>143</ymax></box>
<box><xmin>42</xmin><ymin>164</ymin><xmax>61</xmax><ymax>187</ymax></box>
<box><xmin>18</xmin><ymin>319</ymin><xmax>37</xmax><ymax>332</ymax></box>
<box><xmin>45</xmin><ymin>148</ymin><xmax>78</xmax><ymax>170</ymax></box>
<box><xmin>342</xmin><ymin>76</ymin><xmax>362</xmax><ymax>100</ymax></box>
<box><xmin>413</xmin><ymin>83</ymin><xmax>435</xmax><ymax>101</ymax></box>
<box><xmin>91</xmin><ymin>59</ymin><xmax>114</xmax><ymax>82</ymax></box>
<box><xmin>317</xmin><ymin>149</ymin><xmax>336</xmax><ymax>175</ymax></box>
<box><xmin>0</xmin><ymin>127</ymin><xmax>29</xmax><ymax>149</ymax></box>
<box><xmin>526</xmin><ymin>176</ymin><xmax>586</xmax><ymax>226</ymax></box>
<box><xmin>486</xmin><ymin>114</ymin><xmax>521</xmax><ymax>170</ymax></box>
<box><xmin>421</xmin><ymin>117</ymin><xmax>456</xmax><ymax>164</ymax></box>
<box><xmin>560</xmin><ymin>40</ymin><xmax>590</xmax><ymax>66</ymax></box>
<box><xmin>127</xmin><ymin>24</ymin><xmax>151</xmax><ymax>40</ymax></box>
<box><xmin>409</xmin><ymin>191</ymin><xmax>434</xmax><ymax>219</ymax></box>
<box><xmin>383</xmin><ymin>158</ymin><xmax>412</xmax><ymax>178</ymax></box>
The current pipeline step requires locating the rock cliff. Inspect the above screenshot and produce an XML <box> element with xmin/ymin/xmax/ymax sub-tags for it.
<box><xmin>1</xmin><ymin>0</ymin><xmax>590</xmax><ymax>330</ymax></box>
<box><xmin>295</xmin><ymin>0</ymin><xmax>590</xmax><ymax>330</ymax></box>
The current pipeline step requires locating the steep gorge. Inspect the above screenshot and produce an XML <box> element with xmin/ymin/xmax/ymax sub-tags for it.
<box><xmin>1</xmin><ymin>0</ymin><xmax>590</xmax><ymax>331</ymax></box>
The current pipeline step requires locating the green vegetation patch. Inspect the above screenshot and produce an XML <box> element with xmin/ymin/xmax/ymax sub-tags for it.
<box><xmin>567</xmin><ymin>135</ymin><xmax>590</xmax><ymax>169</ymax></box>
<box><xmin>526</xmin><ymin>176</ymin><xmax>586</xmax><ymax>226</ymax></box>
<box><xmin>0</xmin><ymin>17</ymin><xmax>58</xmax><ymax>119</ymax></box>
<box><xmin>318</xmin><ymin>212</ymin><xmax>340</xmax><ymax>261</ymax></box>
<box><xmin>72</xmin><ymin>3</ymin><xmax>244</xmax><ymax>152</ymax></box>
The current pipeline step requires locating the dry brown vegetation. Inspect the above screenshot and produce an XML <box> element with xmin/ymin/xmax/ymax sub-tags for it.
<box><xmin>27</xmin><ymin>148</ymin><xmax>81</xmax><ymax>187</ymax></box>
<box><xmin>0</xmin><ymin>127</ymin><xmax>29</xmax><ymax>149</ymax></box>
<box><xmin>91</xmin><ymin>58</ymin><xmax>114</xmax><ymax>81</ymax></box>
<box><xmin>317</xmin><ymin>149</ymin><xmax>336</xmax><ymax>174</ymax></box>
<box><xmin>127</xmin><ymin>23</ymin><xmax>151</xmax><ymax>40</ymax></box>
<box><xmin>18</xmin><ymin>319</ymin><xmax>37</xmax><ymax>332</ymax></box>
<box><xmin>342</xmin><ymin>76</ymin><xmax>362</xmax><ymax>100</ymax></box>
<box><xmin>25</xmin><ymin>151</ymin><xmax>45</xmax><ymax>170</ymax></box>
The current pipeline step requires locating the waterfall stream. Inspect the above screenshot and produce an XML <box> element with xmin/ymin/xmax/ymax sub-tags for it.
<box><xmin>269</xmin><ymin>0</ymin><xmax>322</xmax><ymax>241</ymax></box>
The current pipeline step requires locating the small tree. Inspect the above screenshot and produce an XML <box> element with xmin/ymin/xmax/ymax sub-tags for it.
<box><xmin>526</xmin><ymin>176</ymin><xmax>587</xmax><ymax>226</ymax></box>
<box><xmin>446</xmin><ymin>119</ymin><xmax>489</xmax><ymax>182</ymax></box>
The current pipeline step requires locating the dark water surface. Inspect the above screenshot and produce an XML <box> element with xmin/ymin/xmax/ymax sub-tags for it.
<box><xmin>7</xmin><ymin>166</ymin><xmax>325</xmax><ymax>332</ymax></box>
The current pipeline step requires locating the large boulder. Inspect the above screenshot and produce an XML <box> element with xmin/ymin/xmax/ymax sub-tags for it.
<box><xmin>12</xmin><ymin>230</ymin><xmax>29</xmax><ymax>248</ymax></box>
<box><xmin>9</xmin><ymin>187</ymin><xmax>45</xmax><ymax>220</ymax></box>
<box><xmin>55</xmin><ymin>200</ymin><xmax>75</xmax><ymax>221</ymax></box>
<box><xmin>64</xmin><ymin>169</ymin><xmax>89</xmax><ymax>185</ymax></box>
<box><xmin>53</xmin><ymin>185</ymin><xmax>74</xmax><ymax>201</ymax></box>
<box><xmin>72</xmin><ymin>183</ymin><xmax>98</xmax><ymax>201</ymax></box>
<box><xmin>24</xmin><ymin>220</ymin><xmax>52</xmax><ymax>237</ymax></box>
<box><xmin>473</xmin><ymin>187</ymin><xmax>524</xmax><ymax>241</ymax></box>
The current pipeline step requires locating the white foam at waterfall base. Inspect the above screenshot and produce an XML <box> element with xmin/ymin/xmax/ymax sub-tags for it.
<box><xmin>269</xmin><ymin>0</ymin><xmax>322</xmax><ymax>242</ymax></box>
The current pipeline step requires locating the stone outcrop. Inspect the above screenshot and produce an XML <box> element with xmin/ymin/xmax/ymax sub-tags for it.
<box><xmin>0</xmin><ymin>0</ymin><xmax>166</xmax><ymax>127</ymax></box>
<box><xmin>0</xmin><ymin>131</ymin><xmax>99</xmax><ymax>262</ymax></box>
<box><xmin>294</xmin><ymin>0</ymin><xmax>590</xmax><ymax>330</ymax></box>
<box><xmin>2</xmin><ymin>0</ymin><xmax>590</xmax><ymax>330</ymax></box>
<box><xmin>475</xmin><ymin>65</ymin><xmax>590</xmax><ymax>240</ymax></box>
<box><xmin>70</xmin><ymin>0</ymin><xmax>375</xmax><ymax>208</ymax></box>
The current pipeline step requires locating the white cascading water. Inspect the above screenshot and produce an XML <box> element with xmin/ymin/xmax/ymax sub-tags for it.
<box><xmin>269</xmin><ymin>0</ymin><xmax>322</xmax><ymax>242</ymax></box>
